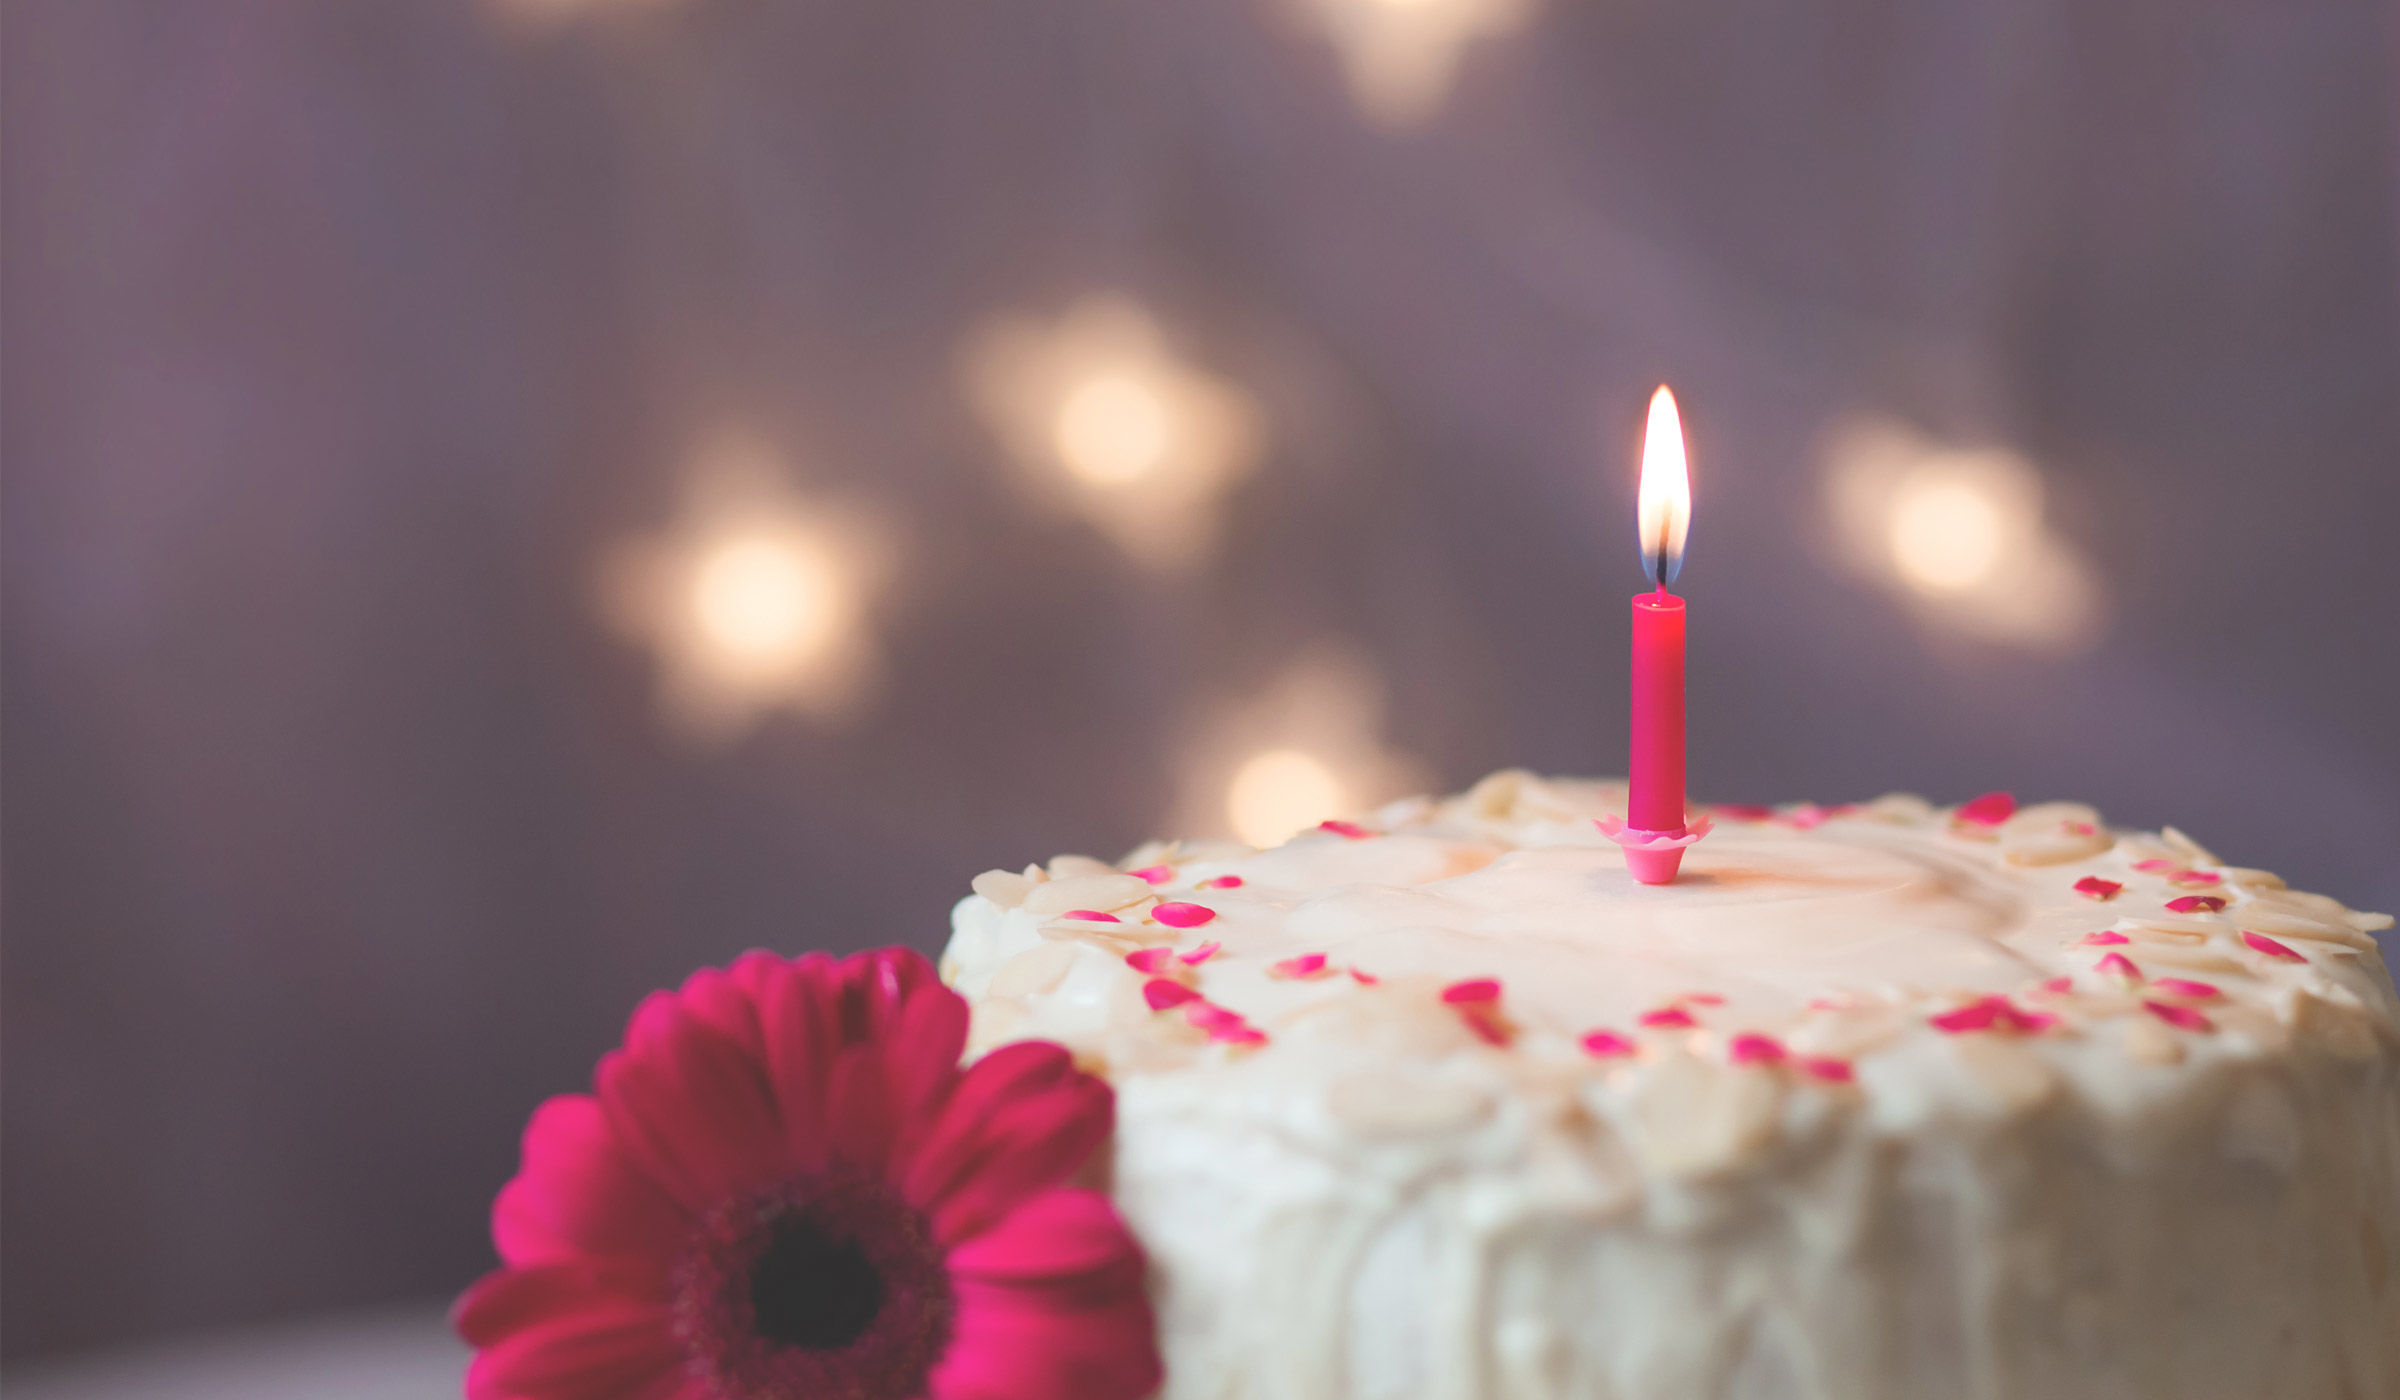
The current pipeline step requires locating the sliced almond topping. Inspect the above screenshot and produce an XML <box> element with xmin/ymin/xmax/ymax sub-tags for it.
<box><xmin>2287</xmin><ymin>990</ymin><xmax>2379</xmax><ymax>1060</ymax></box>
<box><xmin>970</xmin><ymin>868</ymin><xmax>1036</xmax><ymax>909</ymax></box>
<box><xmin>1022</xmin><ymin>871</ymin><xmax>1155</xmax><ymax>918</ymax></box>
<box><xmin>2122</xmin><ymin>1014</ymin><xmax>2185</xmax><ymax>1066</ymax></box>
<box><xmin>1327</xmin><ymin>1070</ymin><xmax>1494</xmax><ymax>1139</ymax></box>
<box><xmin>2123</xmin><ymin>943</ymin><xmax>2244</xmax><ymax>976</ymax></box>
<box><xmin>1950</xmin><ymin>1034</ymin><xmax>2058</xmax><ymax>1112</ymax></box>
<box><xmin>2160</xmin><ymin>825</ymin><xmax>2222</xmax><ymax>868</ymax></box>
<box><xmin>1632</xmin><ymin>1052</ymin><xmax>1781</xmax><ymax>1181</ymax></box>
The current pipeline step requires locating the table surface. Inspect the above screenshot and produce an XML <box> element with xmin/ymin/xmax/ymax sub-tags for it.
<box><xmin>3</xmin><ymin>1306</ymin><xmax>465</xmax><ymax>1400</ymax></box>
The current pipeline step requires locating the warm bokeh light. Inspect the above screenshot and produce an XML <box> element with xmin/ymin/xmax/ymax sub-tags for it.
<box><xmin>1225</xmin><ymin>747</ymin><xmax>1351</xmax><ymax>847</ymax></box>
<box><xmin>1054</xmin><ymin>372</ymin><xmax>1174</xmax><ymax>486</ymax></box>
<box><xmin>1887</xmin><ymin>477</ymin><xmax>2007</xmax><ymax>593</ymax></box>
<box><xmin>602</xmin><ymin>437</ymin><xmax>889</xmax><ymax>743</ymax></box>
<box><xmin>1637</xmin><ymin>385</ymin><xmax>1691</xmax><ymax>586</ymax></box>
<box><xmin>964</xmin><ymin>296</ymin><xmax>1262</xmax><ymax>572</ymax></box>
<box><xmin>689</xmin><ymin>535</ymin><xmax>847</xmax><ymax>665</ymax></box>
<box><xmin>1291</xmin><ymin>0</ymin><xmax>1536</xmax><ymax>127</ymax></box>
<box><xmin>1820</xmin><ymin>416</ymin><xmax>2103</xmax><ymax>653</ymax></box>
<box><xmin>1172</xmin><ymin>644</ymin><xmax>1426</xmax><ymax>847</ymax></box>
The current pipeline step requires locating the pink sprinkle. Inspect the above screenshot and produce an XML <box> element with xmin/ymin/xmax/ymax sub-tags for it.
<box><xmin>1178</xmin><ymin>941</ymin><xmax>1221</xmax><ymax>966</ymax></box>
<box><xmin>2132</xmin><ymin>858</ymin><xmax>2180</xmax><ymax>873</ymax></box>
<box><xmin>1776</xmin><ymin>804</ymin><xmax>1830</xmax><ymax>829</ymax></box>
<box><xmin>1268</xmin><ymin>953</ymin><xmax>1330</xmax><ymax>980</ymax></box>
<box><xmin>2170</xmin><ymin>870</ymin><xmax>2222</xmax><ymax>887</ymax></box>
<box><xmin>1441</xmin><ymin>978</ymin><xmax>1502</xmax><ymax>1005</ymax></box>
<box><xmin>1929</xmin><ymin>1001</ymin><xmax>2001</xmax><ymax>1034</ymax></box>
<box><xmin>1127</xmin><ymin>864</ymin><xmax>1175</xmax><ymax>885</ymax></box>
<box><xmin>2073</xmin><ymin>877</ymin><xmax>2124</xmax><ymax>901</ymax></box>
<box><xmin>1349</xmin><ymin>968</ymin><xmax>1380</xmax><ymax>985</ymax></box>
<box><xmin>1317</xmin><ymin>820</ymin><xmax>1374</xmax><ymax>840</ymax></box>
<box><xmin>1682</xmin><ymin>993</ymin><xmax>1727</xmax><ymax>1007</ymax></box>
<box><xmin>1200</xmin><ymin>874</ymin><xmax>1244</xmax><ymax>889</ymax></box>
<box><xmin>2144</xmin><ymin>1000</ymin><xmax>2215</xmax><ymax>1033</ymax></box>
<box><xmin>1798</xmin><ymin>1056</ymin><xmax>1855</xmax><ymax>1084</ymax></box>
<box><xmin>2080</xmin><ymin>930</ymin><xmax>2132</xmax><ymax>946</ymax></box>
<box><xmin>1640</xmin><ymin>1007</ymin><xmax>1697</xmax><ymax>1030</ymax></box>
<box><xmin>2165</xmin><ymin>895</ymin><xmax>2227</xmax><ymax>914</ymax></box>
<box><xmin>1185</xmin><ymin>1002</ymin><xmax>1247</xmax><ymax>1031</ymax></box>
<box><xmin>1715</xmin><ymin>803</ymin><xmax>1774</xmax><ymax>821</ymax></box>
<box><xmin>1957</xmin><ymin>791</ymin><xmax>2016</xmax><ymax>826</ymax></box>
<box><xmin>2151</xmin><ymin>978</ymin><xmax>2221</xmax><ymax>1000</ymax></box>
<box><xmin>2095</xmin><ymin>953</ymin><xmax>2143</xmax><ymax>982</ymax></box>
<box><xmin>1143</xmin><ymin>979</ymin><xmax>1201</xmax><ymax>1011</ymax></box>
<box><xmin>2242</xmin><ymin>930</ymin><xmax>2306</xmax><ymax>962</ymax></box>
<box><xmin>1927</xmin><ymin>995</ymin><xmax>2058</xmax><ymax>1035</ymax></box>
<box><xmin>1153</xmin><ymin>902</ymin><xmax>1217</xmax><ymax>928</ymax></box>
<box><xmin>1124</xmin><ymin>948</ymin><xmax>1176</xmax><ymax>973</ymax></box>
<box><xmin>2064</xmin><ymin>820</ymin><xmax>2099</xmax><ymax>837</ymax></box>
<box><xmin>1061</xmin><ymin>909</ymin><xmax>1121</xmax><ymax>923</ymax></box>
<box><xmin>1580</xmin><ymin>1029</ymin><xmax>1638</xmax><ymax>1058</ymax></box>
<box><xmin>1728</xmin><ymin>1034</ymin><xmax>1787</xmax><ymax>1066</ymax></box>
<box><xmin>1210</xmin><ymin>1024</ymin><xmax>1268</xmax><ymax>1047</ymax></box>
<box><xmin>2033</xmin><ymin>976</ymin><xmax>2075</xmax><ymax>997</ymax></box>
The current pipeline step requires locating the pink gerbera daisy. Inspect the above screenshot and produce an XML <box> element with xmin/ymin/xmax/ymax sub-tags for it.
<box><xmin>453</xmin><ymin>947</ymin><xmax>1159</xmax><ymax>1400</ymax></box>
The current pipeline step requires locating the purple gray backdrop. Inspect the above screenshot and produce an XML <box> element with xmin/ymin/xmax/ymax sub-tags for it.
<box><xmin>6</xmin><ymin>0</ymin><xmax>2397</xmax><ymax>1366</ymax></box>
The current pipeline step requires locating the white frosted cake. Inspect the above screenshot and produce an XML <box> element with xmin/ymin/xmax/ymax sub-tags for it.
<box><xmin>940</xmin><ymin>772</ymin><xmax>2400</xmax><ymax>1400</ymax></box>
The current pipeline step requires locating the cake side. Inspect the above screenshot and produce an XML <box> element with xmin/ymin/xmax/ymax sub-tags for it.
<box><xmin>940</xmin><ymin>773</ymin><xmax>2400</xmax><ymax>1400</ymax></box>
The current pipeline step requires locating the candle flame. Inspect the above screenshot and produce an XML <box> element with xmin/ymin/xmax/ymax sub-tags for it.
<box><xmin>1637</xmin><ymin>385</ymin><xmax>1690</xmax><ymax>587</ymax></box>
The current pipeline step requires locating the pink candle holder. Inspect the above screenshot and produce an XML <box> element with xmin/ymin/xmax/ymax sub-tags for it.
<box><xmin>1596</xmin><ymin>813</ymin><xmax>1714</xmax><ymax>885</ymax></box>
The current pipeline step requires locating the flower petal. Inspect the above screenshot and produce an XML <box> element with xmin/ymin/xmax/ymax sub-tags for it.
<box><xmin>673</xmin><ymin>953</ymin><xmax>776</xmax><ymax>1056</ymax></box>
<box><xmin>455</xmin><ymin>1265</ymin><xmax>606</xmax><ymax>1347</ymax></box>
<box><xmin>906</xmin><ymin>1050</ymin><xmax>1112</xmax><ymax>1245</ymax></box>
<box><xmin>492</xmin><ymin>1096</ymin><xmax>687</xmax><ymax>1267</ymax></box>
<box><xmin>595</xmin><ymin>995</ymin><xmax>785</xmax><ymax>1211</ymax></box>
<box><xmin>931</xmin><ymin>1275</ymin><xmax>1159</xmax><ymax>1400</ymax></box>
<box><xmin>464</xmin><ymin>1296</ymin><xmax>681</xmax><ymax>1400</ymax></box>
<box><xmin>881</xmin><ymin>982</ymin><xmax>972</xmax><ymax>1158</ymax></box>
<box><xmin>824</xmin><ymin>1039</ymin><xmax>903</xmax><ymax>1172</ymax></box>
<box><xmin>946</xmin><ymin>1188</ymin><xmax>1145</xmax><ymax>1288</ymax></box>
<box><xmin>899</xmin><ymin>1043</ymin><xmax>1073</xmax><ymax>1201</ymax></box>
<box><xmin>749</xmin><ymin>953</ymin><xmax>845</xmax><ymax>1170</ymax></box>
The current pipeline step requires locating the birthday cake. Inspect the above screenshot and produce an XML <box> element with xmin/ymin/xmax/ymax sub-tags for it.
<box><xmin>940</xmin><ymin>773</ymin><xmax>2400</xmax><ymax>1400</ymax></box>
<box><xmin>454</xmin><ymin>772</ymin><xmax>2400</xmax><ymax>1400</ymax></box>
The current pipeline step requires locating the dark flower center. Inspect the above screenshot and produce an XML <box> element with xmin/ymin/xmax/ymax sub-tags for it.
<box><xmin>674</xmin><ymin>1174</ymin><xmax>954</xmax><ymax>1400</ymax></box>
<box><xmin>749</xmin><ymin>1217</ymin><xmax>884</xmax><ymax>1351</ymax></box>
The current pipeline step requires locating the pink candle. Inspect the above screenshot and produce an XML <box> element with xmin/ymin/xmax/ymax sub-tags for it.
<box><xmin>1607</xmin><ymin>385</ymin><xmax>1706</xmax><ymax>885</ymax></box>
<box><xmin>1629</xmin><ymin>588</ymin><xmax>1686</xmax><ymax>832</ymax></box>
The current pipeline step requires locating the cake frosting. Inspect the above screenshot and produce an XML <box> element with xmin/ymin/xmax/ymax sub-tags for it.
<box><xmin>939</xmin><ymin>772</ymin><xmax>2400</xmax><ymax>1400</ymax></box>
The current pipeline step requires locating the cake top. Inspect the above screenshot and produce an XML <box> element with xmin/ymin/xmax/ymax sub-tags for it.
<box><xmin>942</xmin><ymin>772</ymin><xmax>2397</xmax><ymax>1163</ymax></box>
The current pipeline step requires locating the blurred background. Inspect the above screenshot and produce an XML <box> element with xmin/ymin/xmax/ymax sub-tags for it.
<box><xmin>6</xmin><ymin>0</ymin><xmax>2398</xmax><ymax>1390</ymax></box>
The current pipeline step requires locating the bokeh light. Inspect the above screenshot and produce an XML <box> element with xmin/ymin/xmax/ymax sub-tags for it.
<box><xmin>1821</xmin><ymin>416</ymin><xmax>2103</xmax><ymax>653</ymax></box>
<box><xmin>1054</xmin><ymin>372</ymin><xmax>1176</xmax><ymax>487</ymax></box>
<box><xmin>689</xmin><ymin>535</ymin><xmax>848</xmax><ymax>666</ymax></box>
<box><xmin>1887</xmin><ymin>478</ymin><xmax>2008</xmax><ymax>593</ymax></box>
<box><xmin>1225</xmin><ymin>746</ymin><xmax>1351</xmax><ymax>846</ymax></box>
<box><xmin>1290</xmin><ymin>0</ymin><xmax>1535</xmax><ymax>127</ymax></box>
<box><xmin>1173</xmin><ymin>645</ymin><xmax>1425</xmax><ymax>845</ymax></box>
<box><xmin>964</xmin><ymin>296</ymin><xmax>1263</xmax><ymax>572</ymax></box>
<box><xmin>601</xmin><ymin>436</ymin><xmax>889</xmax><ymax>743</ymax></box>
